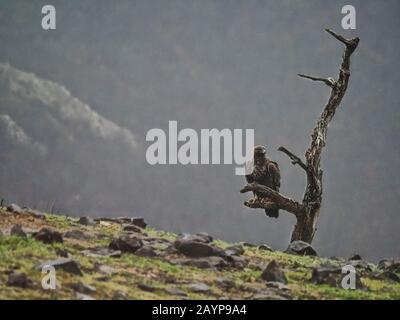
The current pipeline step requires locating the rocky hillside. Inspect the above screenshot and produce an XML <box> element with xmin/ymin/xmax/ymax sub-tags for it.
<box><xmin>0</xmin><ymin>204</ymin><xmax>399</xmax><ymax>300</ymax></box>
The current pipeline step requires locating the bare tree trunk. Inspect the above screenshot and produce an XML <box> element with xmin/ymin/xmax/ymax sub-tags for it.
<box><xmin>241</xmin><ymin>29</ymin><xmax>359</xmax><ymax>244</ymax></box>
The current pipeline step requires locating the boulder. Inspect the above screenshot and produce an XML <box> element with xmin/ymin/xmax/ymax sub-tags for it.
<box><xmin>349</xmin><ymin>254</ymin><xmax>362</xmax><ymax>261</ymax></box>
<box><xmin>36</xmin><ymin>258</ymin><xmax>82</xmax><ymax>276</ymax></box>
<box><xmin>64</xmin><ymin>230</ymin><xmax>90</xmax><ymax>240</ymax></box>
<box><xmin>10</xmin><ymin>224</ymin><xmax>27</xmax><ymax>238</ymax></box>
<box><xmin>258</xmin><ymin>244</ymin><xmax>274</xmax><ymax>252</ymax></box>
<box><xmin>176</xmin><ymin>232</ymin><xmax>213</xmax><ymax>244</ymax></box>
<box><xmin>225</xmin><ymin>245</ymin><xmax>244</xmax><ymax>256</ymax></box>
<box><xmin>122</xmin><ymin>224</ymin><xmax>143</xmax><ymax>233</ymax></box>
<box><xmin>180</xmin><ymin>256</ymin><xmax>228</xmax><ymax>269</ymax></box>
<box><xmin>174</xmin><ymin>240</ymin><xmax>225</xmax><ymax>258</ymax></box>
<box><xmin>33</xmin><ymin>228</ymin><xmax>63</xmax><ymax>244</ymax></box>
<box><xmin>118</xmin><ymin>217</ymin><xmax>147</xmax><ymax>228</ymax></box>
<box><xmin>69</xmin><ymin>282</ymin><xmax>96</xmax><ymax>294</ymax></box>
<box><xmin>109</xmin><ymin>235</ymin><xmax>143</xmax><ymax>253</ymax></box>
<box><xmin>82</xmin><ymin>247</ymin><xmax>121</xmax><ymax>258</ymax></box>
<box><xmin>6</xmin><ymin>203</ymin><xmax>23</xmax><ymax>214</ymax></box>
<box><xmin>7</xmin><ymin>271</ymin><xmax>30</xmax><ymax>288</ymax></box>
<box><xmin>261</xmin><ymin>260</ymin><xmax>287</xmax><ymax>284</ymax></box>
<box><xmin>77</xmin><ymin>216</ymin><xmax>95</xmax><ymax>226</ymax></box>
<box><xmin>285</xmin><ymin>241</ymin><xmax>318</xmax><ymax>256</ymax></box>
<box><xmin>135</xmin><ymin>246</ymin><xmax>158</xmax><ymax>258</ymax></box>
<box><xmin>378</xmin><ymin>258</ymin><xmax>400</xmax><ymax>273</ymax></box>
<box><xmin>187</xmin><ymin>283</ymin><xmax>210</xmax><ymax>293</ymax></box>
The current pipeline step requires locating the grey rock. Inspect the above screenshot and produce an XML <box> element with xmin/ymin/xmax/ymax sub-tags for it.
<box><xmin>96</xmin><ymin>264</ymin><xmax>116</xmax><ymax>276</ymax></box>
<box><xmin>225</xmin><ymin>245</ymin><xmax>244</xmax><ymax>256</ymax></box>
<box><xmin>138</xmin><ymin>283</ymin><xmax>156</xmax><ymax>292</ymax></box>
<box><xmin>75</xmin><ymin>292</ymin><xmax>95</xmax><ymax>300</ymax></box>
<box><xmin>6</xmin><ymin>203</ymin><xmax>23</xmax><ymax>214</ymax></box>
<box><xmin>82</xmin><ymin>247</ymin><xmax>121</xmax><ymax>258</ymax></box>
<box><xmin>10</xmin><ymin>224</ymin><xmax>27</xmax><ymax>238</ymax></box>
<box><xmin>378</xmin><ymin>258</ymin><xmax>400</xmax><ymax>273</ymax></box>
<box><xmin>77</xmin><ymin>216</ymin><xmax>95</xmax><ymax>226</ymax></box>
<box><xmin>69</xmin><ymin>282</ymin><xmax>96</xmax><ymax>294</ymax></box>
<box><xmin>227</xmin><ymin>255</ymin><xmax>247</xmax><ymax>269</ymax></box>
<box><xmin>25</xmin><ymin>209</ymin><xmax>46</xmax><ymax>219</ymax></box>
<box><xmin>285</xmin><ymin>241</ymin><xmax>318</xmax><ymax>256</ymax></box>
<box><xmin>164</xmin><ymin>287</ymin><xmax>188</xmax><ymax>297</ymax></box>
<box><xmin>261</xmin><ymin>260</ymin><xmax>287</xmax><ymax>284</ymax></box>
<box><xmin>7</xmin><ymin>271</ymin><xmax>29</xmax><ymax>288</ymax></box>
<box><xmin>180</xmin><ymin>256</ymin><xmax>228</xmax><ymax>269</ymax></box>
<box><xmin>56</xmin><ymin>248</ymin><xmax>70</xmax><ymax>258</ymax></box>
<box><xmin>64</xmin><ymin>229</ymin><xmax>90</xmax><ymax>240</ymax></box>
<box><xmin>135</xmin><ymin>246</ymin><xmax>158</xmax><ymax>258</ymax></box>
<box><xmin>258</xmin><ymin>244</ymin><xmax>274</xmax><ymax>252</ymax></box>
<box><xmin>176</xmin><ymin>232</ymin><xmax>213</xmax><ymax>244</ymax></box>
<box><xmin>266</xmin><ymin>281</ymin><xmax>290</xmax><ymax>291</ymax></box>
<box><xmin>379</xmin><ymin>271</ymin><xmax>400</xmax><ymax>283</ymax></box>
<box><xmin>118</xmin><ymin>217</ymin><xmax>147</xmax><ymax>228</ymax></box>
<box><xmin>349</xmin><ymin>254</ymin><xmax>362</xmax><ymax>261</ymax></box>
<box><xmin>33</xmin><ymin>228</ymin><xmax>63</xmax><ymax>244</ymax></box>
<box><xmin>109</xmin><ymin>235</ymin><xmax>143</xmax><ymax>253</ymax></box>
<box><xmin>215</xmin><ymin>277</ymin><xmax>235</xmax><ymax>289</ymax></box>
<box><xmin>36</xmin><ymin>258</ymin><xmax>82</xmax><ymax>276</ymax></box>
<box><xmin>174</xmin><ymin>240</ymin><xmax>225</xmax><ymax>258</ymax></box>
<box><xmin>311</xmin><ymin>266</ymin><xmax>342</xmax><ymax>287</ymax></box>
<box><xmin>112</xmin><ymin>290</ymin><xmax>129</xmax><ymax>300</ymax></box>
<box><xmin>122</xmin><ymin>224</ymin><xmax>143</xmax><ymax>233</ymax></box>
<box><xmin>187</xmin><ymin>283</ymin><xmax>210</xmax><ymax>293</ymax></box>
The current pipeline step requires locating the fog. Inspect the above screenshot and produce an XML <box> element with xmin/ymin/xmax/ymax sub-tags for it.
<box><xmin>0</xmin><ymin>0</ymin><xmax>399</xmax><ymax>260</ymax></box>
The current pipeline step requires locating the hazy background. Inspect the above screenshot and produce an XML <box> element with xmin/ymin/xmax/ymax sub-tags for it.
<box><xmin>0</xmin><ymin>0</ymin><xmax>399</xmax><ymax>260</ymax></box>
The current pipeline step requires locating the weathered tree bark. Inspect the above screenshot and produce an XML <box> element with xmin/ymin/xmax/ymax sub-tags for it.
<box><xmin>240</xmin><ymin>29</ymin><xmax>359</xmax><ymax>244</ymax></box>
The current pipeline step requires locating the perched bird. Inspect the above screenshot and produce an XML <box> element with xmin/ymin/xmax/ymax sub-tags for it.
<box><xmin>245</xmin><ymin>145</ymin><xmax>281</xmax><ymax>218</ymax></box>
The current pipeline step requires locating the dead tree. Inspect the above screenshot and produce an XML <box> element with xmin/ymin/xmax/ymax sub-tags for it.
<box><xmin>240</xmin><ymin>29</ymin><xmax>359</xmax><ymax>244</ymax></box>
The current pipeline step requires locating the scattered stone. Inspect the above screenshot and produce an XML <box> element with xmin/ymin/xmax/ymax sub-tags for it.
<box><xmin>349</xmin><ymin>254</ymin><xmax>362</xmax><ymax>261</ymax></box>
<box><xmin>310</xmin><ymin>265</ymin><xmax>364</xmax><ymax>289</ymax></box>
<box><xmin>7</xmin><ymin>271</ymin><xmax>29</xmax><ymax>288</ymax></box>
<box><xmin>225</xmin><ymin>245</ymin><xmax>244</xmax><ymax>256</ymax></box>
<box><xmin>226</xmin><ymin>255</ymin><xmax>247</xmax><ymax>269</ymax></box>
<box><xmin>215</xmin><ymin>277</ymin><xmax>235</xmax><ymax>290</ymax></box>
<box><xmin>112</xmin><ymin>290</ymin><xmax>129</xmax><ymax>300</ymax></box>
<box><xmin>64</xmin><ymin>230</ymin><xmax>90</xmax><ymax>240</ymax></box>
<box><xmin>56</xmin><ymin>248</ymin><xmax>70</xmax><ymax>258</ymax></box>
<box><xmin>122</xmin><ymin>224</ymin><xmax>143</xmax><ymax>233</ymax></box>
<box><xmin>180</xmin><ymin>257</ymin><xmax>228</xmax><ymax>269</ymax></box>
<box><xmin>69</xmin><ymin>282</ymin><xmax>96</xmax><ymax>294</ymax></box>
<box><xmin>164</xmin><ymin>287</ymin><xmax>188</xmax><ymax>297</ymax></box>
<box><xmin>6</xmin><ymin>203</ymin><xmax>23</xmax><ymax>214</ymax></box>
<box><xmin>258</xmin><ymin>244</ymin><xmax>274</xmax><ymax>252</ymax></box>
<box><xmin>379</xmin><ymin>271</ymin><xmax>400</xmax><ymax>283</ymax></box>
<box><xmin>33</xmin><ymin>228</ymin><xmax>63</xmax><ymax>244</ymax></box>
<box><xmin>36</xmin><ymin>258</ymin><xmax>82</xmax><ymax>276</ymax></box>
<box><xmin>242</xmin><ymin>242</ymin><xmax>257</xmax><ymax>248</ymax></box>
<box><xmin>135</xmin><ymin>246</ymin><xmax>158</xmax><ymax>258</ymax></box>
<box><xmin>96</xmin><ymin>264</ymin><xmax>116</xmax><ymax>276</ymax></box>
<box><xmin>109</xmin><ymin>235</ymin><xmax>143</xmax><ymax>253</ymax></box>
<box><xmin>378</xmin><ymin>258</ymin><xmax>400</xmax><ymax>273</ymax></box>
<box><xmin>77</xmin><ymin>216</ymin><xmax>95</xmax><ymax>226</ymax></box>
<box><xmin>118</xmin><ymin>217</ymin><xmax>147</xmax><ymax>229</ymax></box>
<box><xmin>176</xmin><ymin>232</ymin><xmax>213</xmax><ymax>244</ymax></box>
<box><xmin>10</xmin><ymin>224</ymin><xmax>27</xmax><ymax>238</ymax></box>
<box><xmin>266</xmin><ymin>281</ymin><xmax>290</xmax><ymax>291</ymax></box>
<box><xmin>174</xmin><ymin>240</ymin><xmax>225</xmax><ymax>258</ymax></box>
<box><xmin>187</xmin><ymin>283</ymin><xmax>210</xmax><ymax>293</ymax></box>
<box><xmin>138</xmin><ymin>283</ymin><xmax>156</xmax><ymax>292</ymax></box>
<box><xmin>285</xmin><ymin>241</ymin><xmax>318</xmax><ymax>256</ymax></box>
<box><xmin>82</xmin><ymin>247</ymin><xmax>121</xmax><ymax>258</ymax></box>
<box><xmin>261</xmin><ymin>260</ymin><xmax>287</xmax><ymax>284</ymax></box>
<box><xmin>25</xmin><ymin>209</ymin><xmax>46</xmax><ymax>219</ymax></box>
<box><xmin>75</xmin><ymin>292</ymin><xmax>95</xmax><ymax>300</ymax></box>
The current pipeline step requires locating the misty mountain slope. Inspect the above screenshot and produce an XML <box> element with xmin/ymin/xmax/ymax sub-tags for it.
<box><xmin>0</xmin><ymin>63</ymin><xmax>141</xmax><ymax>214</ymax></box>
<box><xmin>0</xmin><ymin>205</ymin><xmax>399</xmax><ymax>300</ymax></box>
